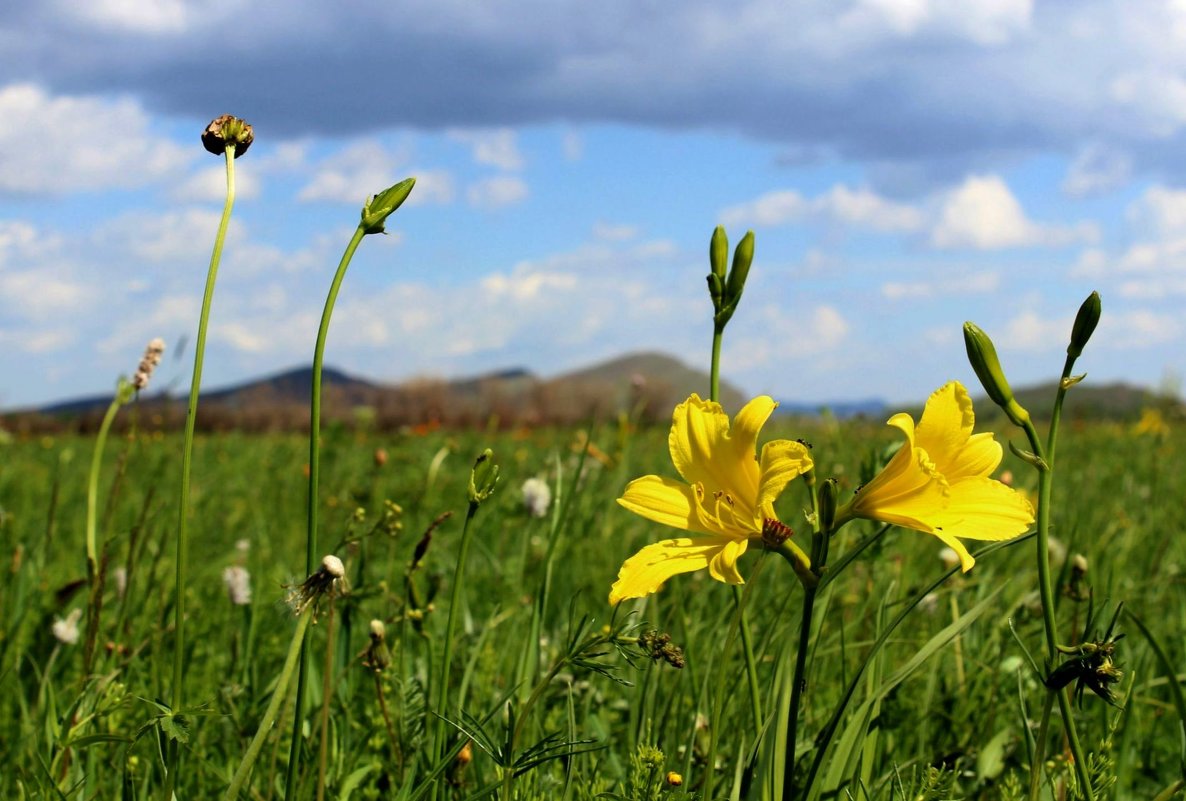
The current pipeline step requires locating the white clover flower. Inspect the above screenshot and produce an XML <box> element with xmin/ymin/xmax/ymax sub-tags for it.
<box><xmin>521</xmin><ymin>477</ymin><xmax>551</xmax><ymax>518</ymax></box>
<box><xmin>52</xmin><ymin>608</ymin><xmax>83</xmax><ymax>645</ymax></box>
<box><xmin>223</xmin><ymin>565</ymin><xmax>253</xmax><ymax>606</ymax></box>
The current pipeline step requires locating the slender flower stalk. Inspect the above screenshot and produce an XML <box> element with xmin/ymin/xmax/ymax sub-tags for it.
<box><xmin>223</xmin><ymin>607</ymin><xmax>313</xmax><ymax>801</ymax></box>
<box><xmin>285</xmin><ymin>177</ymin><xmax>414</xmax><ymax>798</ymax></box>
<box><xmin>963</xmin><ymin>299</ymin><xmax>1101</xmax><ymax>801</ymax></box>
<box><xmin>165</xmin><ymin>115</ymin><xmax>251</xmax><ymax>801</ymax></box>
<box><xmin>433</xmin><ymin>450</ymin><xmax>498</xmax><ymax>797</ymax></box>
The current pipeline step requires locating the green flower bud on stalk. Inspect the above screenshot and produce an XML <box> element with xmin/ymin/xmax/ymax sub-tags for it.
<box><xmin>467</xmin><ymin>448</ymin><xmax>500</xmax><ymax>505</ymax></box>
<box><xmin>706</xmin><ymin>272</ymin><xmax>724</xmax><ymax>308</ymax></box>
<box><xmin>725</xmin><ymin>230</ymin><xmax>755</xmax><ymax>303</ymax></box>
<box><xmin>361</xmin><ymin>177</ymin><xmax>416</xmax><ymax>235</ymax></box>
<box><xmin>963</xmin><ymin>322</ymin><xmax>1030</xmax><ymax>426</ymax></box>
<box><xmin>818</xmin><ymin>477</ymin><xmax>838</xmax><ymax>534</ymax></box>
<box><xmin>709</xmin><ymin>226</ymin><xmax>729</xmax><ymax>282</ymax></box>
<box><xmin>1067</xmin><ymin>291</ymin><xmax>1101</xmax><ymax>359</ymax></box>
<box><xmin>201</xmin><ymin>114</ymin><xmax>254</xmax><ymax>157</ymax></box>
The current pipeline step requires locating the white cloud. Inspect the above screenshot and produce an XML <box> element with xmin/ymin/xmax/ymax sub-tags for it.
<box><xmin>171</xmin><ymin>165</ymin><xmax>261</xmax><ymax>203</ymax></box>
<box><xmin>1127</xmin><ymin>185</ymin><xmax>1186</xmax><ymax>235</ymax></box>
<box><xmin>448</xmin><ymin>128</ymin><xmax>525</xmax><ymax>171</ymax></box>
<box><xmin>467</xmin><ymin>175</ymin><xmax>529</xmax><ymax>209</ymax></box>
<box><xmin>95</xmin><ymin>208</ymin><xmax>244</xmax><ymax>264</ymax></box>
<box><xmin>1062</xmin><ymin>143</ymin><xmax>1133</xmax><ymax>198</ymax></box>
<box><xmin>720</xmin><ymin>184</ymin><xmax>924</xmax><ymax>232</ymax></box>
<box><xmin>592</xmin><ymin>222</ymin><xmax>640</xmax><ymax>242</ymax></box>
<box><xmin>843</xmin><ymin>0</ymin><xmax>1032</xmax><ymax>45</ymax></box>
<box><xmin>0</xmin><ymin>83</ymin><xmax>190</xmax><ymax>194</ymax></box>
<box><xmin>930</xmin><ymin>175</ymin><xmax>1099</xmax><ymax>249</ymax></box>
<box><xmin>881</xmin><ymin>271</ymin><xmax>999</xmax><ymax>300</ymax></box>
<box><xmin>298</xmin><ymin>140</ymin><xmax>401</xmax><ymax>204</ymax></box>
<box><xmin>53</xmin><ymin>0</ymin><xmax>220</xmax><ymax>34</ymax></box>
<box><xmin>562</xmin><ymin>130</ymin><xmax>585</xmax><ymax>161</ymax></box>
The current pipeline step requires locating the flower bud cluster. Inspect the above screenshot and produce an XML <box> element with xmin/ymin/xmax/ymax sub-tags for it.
<box><xmin>707</xmin><ymin>225</ymin><xmax>755</xmax><ymax>330</ymax></box>
<box><xmin>131</xmin><ymin>338</ymin><xmax>166</xmax><ymax>391</ymax></box>
<box><xmin>638</xmin><ymin>629</ymin><xmax>686</xmax><ymax>669</ymax></box>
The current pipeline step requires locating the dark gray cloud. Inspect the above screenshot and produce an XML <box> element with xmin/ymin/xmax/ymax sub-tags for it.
<box><xmin>9</xmin><ymin>0</ymin><xmax>1186</xmax><ymax>192</ymax></box>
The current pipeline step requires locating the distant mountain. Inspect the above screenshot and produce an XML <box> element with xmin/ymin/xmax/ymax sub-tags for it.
<box><xmin>9</xmin><ymin>355</ymin><xmax>1172</xmax><ymax>432</ymax></box>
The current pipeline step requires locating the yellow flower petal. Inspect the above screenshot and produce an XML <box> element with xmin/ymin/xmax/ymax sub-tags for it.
<box><xmin>756</xmin><ymin>439</ymin><xmax>814</xmax><ymax>519</ymax></box>
<box><xmin>914</xmin><ymin>382</ymin><xmax>1001</xmax><ymax>480</ymax></box>
<box><xmin>609</xmin><ymin>536</ymin><xmax>743</xmax><ymax>604</ymax></box>
<box><xmin>618</xmin><ymin>476</ymin><xmax>712</xmax><ymax>535</ymax></box>
<box><xmin>668</xmin><ymin>394</ymin><xmax>761</xmax><ymax>506</ymax></box>
<box><xmin>613</xmin><ymin>394</ymin><xmax>813</xmax><ymax>601</ymax></box>
<box><xmin>931</xmin><ymin>476</ymin><xmax>1035</xmax><ymax>542</ymax></box>
<box><xmin>840</xmin><ymin>381</ymin><xmax>1035</xmax><ymax>572</ymax></box>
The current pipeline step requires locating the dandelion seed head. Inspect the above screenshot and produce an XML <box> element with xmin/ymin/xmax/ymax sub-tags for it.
<box><xmin>222</xmin><ymin>565</ymin><xmax>252</xmax><ymax>606</ymax></box>
<box><xmin>938</xmin><ymin>547</ymin><xmax>961</xmax><ymax>570</ymax></box>
<box><xmin>52</xmin><ymin>608</ymin><xmax>82</xmax><ymax>645</ymax></box>
<box><xmin>322</xmin><ymin>554</ymin><xmax>345</xmax><ymax>578</ymax></box>
<box><xmin>369</xmin><ymin>619</ymin><xmax>386</xmax><ymax>640</ymax></box>
<box><xmin>521</xmin><ymin>476</ymin><xmax>551</xmax><ymax>518</ymax></box>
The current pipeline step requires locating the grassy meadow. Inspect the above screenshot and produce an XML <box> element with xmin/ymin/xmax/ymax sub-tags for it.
<box><xmin>1</xmin><ymin>409</ymin><xmax>1183</xmax><ymax>799</ymax></box>
<box><xmin>3</xmin><ymin>118</ymin><xmax>1184</xmax><ymax>801</ymax></box>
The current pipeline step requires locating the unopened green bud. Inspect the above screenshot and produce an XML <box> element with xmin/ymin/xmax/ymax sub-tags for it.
<box><xmin>963</xmin><ymin>322</ymin><xmax>1030</xmax><ymax>426</ymax></box>
<box><xmin>818</xmin><ymin>478</ymin><xmax>838</xmax><ymax>534</ymax></box>
<box><xmin>361</xmin><ymin>177</ymin><xmax>416</xmax><ymax>235</ymax></box>
<box><xmin>725</xmin><ymin>231</ymin><xmax>754</xmax><ymax>302</ymax></box>
<box><xmin>706</xmin><ymin>272</ymin><xmax>724</xmax><ymax>307</ymax></box>
<box><xmin>201</xmin><ymin>115</ymin><xmax>254</xmax><ymax>158</ymax></box>
<box><xmin>709</xmin><ymin>226</ymin><xmax>728</xmax><ymax>282</ymax></box>
<box><xmin>1067</xmin><ymin>291</ymin><xmax>1101</xmax><ymax>359</ymax></box>
<box><xmin>467</xmin><ymin>448</ymin><xmax>500</xmax><ymax>505</ymax></box>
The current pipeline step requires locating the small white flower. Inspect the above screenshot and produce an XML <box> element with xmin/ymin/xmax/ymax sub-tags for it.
<box><xmin>52</xmin><ymin>608</ymin><xmax>83</xmax><ymax>645</ymax></box>
<box><xmin>521</xmin><ymin>477</ymin><xmax>551</xmax><ymax>518</ymax></box>
<box><xmin>223</xmin><ymin>566</ymin><xmax>253</xmax><ymax>606</ymax></box>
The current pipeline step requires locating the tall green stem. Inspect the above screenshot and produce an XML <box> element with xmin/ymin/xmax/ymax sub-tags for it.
<box><xmin>1021</xmin><ymin>352</ymin><xmax>1095</xmax><ymax>801</ymax></box>
<box><xmin>710</xmin><ymin>323</ymin><xmax>723</xmax><ymax>403</ymax></box>
<box><xmin>223</xmin><ymin>608</ymin><xmax>313</xmax><ymax>801</ymax></box>
<box><xmin>433</xmin><ymin>501</ymin><xmax>480</xmax><ymax>798</ymax></box>
<box><xmin>164</xmin><ymin>143</ymin><xmax>236</xmax><ymax>800</ymax></box>
<box><xmin>86</xmin><ymin>396</ymin><xmax>122</xmax><ymax>575</ymax></box>
<box><xmin>285</xmin><ymin>223</ymin><xmax>367</xmax><ymax>799</ymax></box>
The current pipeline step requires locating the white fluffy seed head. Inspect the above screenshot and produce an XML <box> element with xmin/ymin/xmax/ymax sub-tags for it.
<box><xmin>322</xmin><ymin>554</ymin><xmax>345</xmax><ymax>578</ymax></box>
<box><xmin>223</xmin><ymin>565</ymin><xmax>253</xmax><ymax>606</ymax></box>
<box><xmin>521</xmin><ymin>476</ymin><xmax>551</xmax><ymax>518</ymax></box>
<box><xmin>52</xmin><ymin>609</ymin><xmax>83</xmax><ymax>645</ymax></box>
<box><xmin>369</xmin><ymin>619</ymin><xmax>386</xmax><ymax>639</ymax></box>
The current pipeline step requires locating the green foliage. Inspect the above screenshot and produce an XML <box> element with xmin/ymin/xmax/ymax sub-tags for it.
<box><xmin>0</xmin><ymin>416</ymin><xmax>1183</xmax><ymax>798</ymax></box>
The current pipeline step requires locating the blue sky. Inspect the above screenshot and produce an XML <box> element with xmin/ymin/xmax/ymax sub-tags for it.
<box><xmin>2</xmin><ymin>0</ymin><xmax>1185</xmax><ymax>410</ymax></box>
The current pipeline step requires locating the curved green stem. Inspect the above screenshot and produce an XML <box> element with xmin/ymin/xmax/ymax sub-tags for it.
<box><xmin>284</xmin><ymin>223</ymin><xmax>367</xmax><ymax>799</ymax></box>
<box><xmin>223</xmin><ymin>608</ymin><xmax>313</xmax><ymax>801</ymax></box>
<box><xmin>164</xmin><ymin>143</ymin><xmax>236</xmax><ymax>800</ymax></box>
<box><xmin>1019</xmin><ymin>351</ymin><xmax>1096</xmax><ymax>801</ymax></box>
<box><xmin>86</xmin><ymin>396</ymin><xmax>122</xmax><ymax>574</ymax></box>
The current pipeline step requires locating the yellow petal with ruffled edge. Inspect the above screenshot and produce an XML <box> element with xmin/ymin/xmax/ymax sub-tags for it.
<box><xmin>609</xmin><ymin>536</ymin><xmax>746</xmax><ymax>604</ymax></box>
<box><xmin>931</xmin><ymin>476</ymin><xmax>1035</xmax><ymax>542</ymax></box>
<box><xmin>914</xmin><ymin>382</ymin><xmax>1002</xmax><ymax>481</ymax></box>
<box><xmin>756</xmin><ymin>439</ymin><xmax>814</xmax><ymax>520</ymax></box>
<box><xmin>668</xmin><ymin>394</ymin><xmax>765</xmax><ymax>510</ymax></box>
<box><xmin>618</xmin><ymin>476</ymin><xmax>714</xmax><ymax>536</ymax></box>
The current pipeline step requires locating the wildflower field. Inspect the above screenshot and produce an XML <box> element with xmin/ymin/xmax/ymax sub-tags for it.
<box><xmin>1</xmin><ymin>117</ymin><xmax>1185</xmax><ymax>800</ymax></box>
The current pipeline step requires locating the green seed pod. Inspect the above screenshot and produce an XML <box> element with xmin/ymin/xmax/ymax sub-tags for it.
<box><xmin>361</xmin><ymin>177</ymin><xmax>417</xmax><ymax>235</ymax></box>
<box><xmin>725</xmin><ymin>231</ymin><xmax>755</xmax><ymax>303</ymax></box>
<box><xmin>467</xmin><ymin>448</ymin><xmax>500</xmax><ymax>505</ymax></box>
<box><xmin>1067</xmin><ymin>291</ymin><xmax>1101</xmax><ymax>359</ymax></box>
<box><xmin>963</xmin><ymin>322</ymin><xmax>1030</xmax><ymax>426</ymax></box>
<box><xmin>709</xmin><ymin>226</ymin><xmax>728</xmax><ymax>282</ymax></box>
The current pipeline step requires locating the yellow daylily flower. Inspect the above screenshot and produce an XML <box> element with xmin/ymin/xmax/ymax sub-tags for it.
<box><xmin>839</xmin><ymin>381</ymin><xmax>1034</xmax><ymax>572</ymax></box>
<box><xmin>610</xmin><ymin>394</ymin><xmax>814</xmax><ymax>604</ymax></box>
